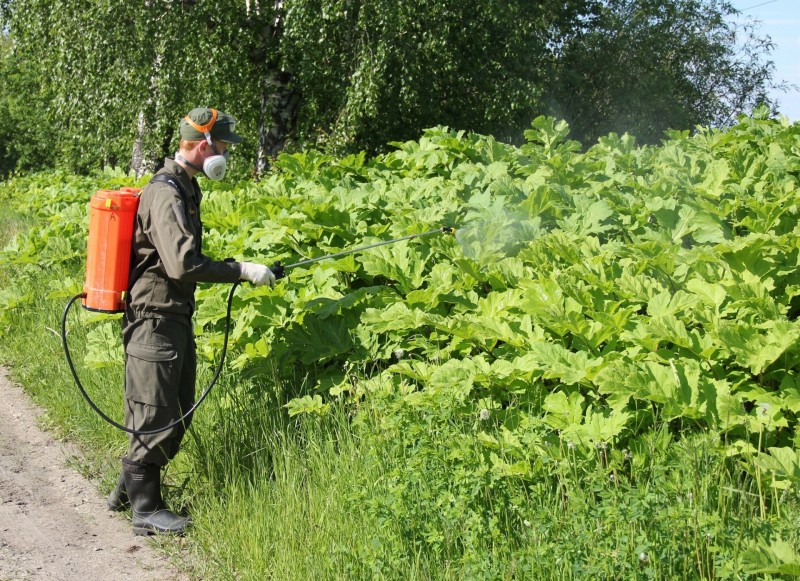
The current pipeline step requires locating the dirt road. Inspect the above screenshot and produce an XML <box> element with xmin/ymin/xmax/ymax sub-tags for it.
<box><xmin>0</xmin><ymin>367</ymin><xmax>189</xmax><ymax>581</ymax></box>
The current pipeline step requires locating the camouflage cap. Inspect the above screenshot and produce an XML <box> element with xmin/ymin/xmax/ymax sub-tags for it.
<box><xmin>179</xmin><ymin>107</ymin><xmax>243</xmax><ymax>144</ymax></box>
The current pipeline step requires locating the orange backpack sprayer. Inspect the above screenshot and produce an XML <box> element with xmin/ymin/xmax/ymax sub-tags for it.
<box><xmin>82</xmin><ymin>187</ymin><xmax>141</xmax><ymax>312</ymax></box>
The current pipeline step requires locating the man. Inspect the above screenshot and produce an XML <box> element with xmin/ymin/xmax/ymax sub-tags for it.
<box><xmin>107</xmin><ymin>107</ymin><xmax>275</xmax><ymax>535</ymax></box>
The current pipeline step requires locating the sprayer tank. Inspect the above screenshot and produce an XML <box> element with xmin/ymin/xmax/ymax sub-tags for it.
<box><xmin>82</xmin><ymin>188</ymin><xmax>141</xmax><ymax>313</ymax></box>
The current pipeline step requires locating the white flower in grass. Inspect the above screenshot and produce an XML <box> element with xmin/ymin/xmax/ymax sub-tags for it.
<box><xmin>479</xmin><ymin>408</ymin><xmax>490</xmax><ymax>421</ymax></box>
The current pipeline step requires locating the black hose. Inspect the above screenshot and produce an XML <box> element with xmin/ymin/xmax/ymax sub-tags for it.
<box><xmin>61</xmin><ymin>281</ymin><xmax>239</xmax><ymax>436</ymax></box>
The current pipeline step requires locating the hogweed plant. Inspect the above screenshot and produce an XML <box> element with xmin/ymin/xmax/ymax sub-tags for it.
<box><xmin>1</xmin><ymin>112</ymin><xmax>799</xmax><ymax>577</ymax></box>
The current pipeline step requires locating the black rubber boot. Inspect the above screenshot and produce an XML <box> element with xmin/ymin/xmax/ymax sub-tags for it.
<box><xmin>107</xmin><ymin>468</ymin><xmax>129</xmax><ymax>511</ymax></box>
<box><xmin>122</xmin><ymin>458</ymin><xmax>191</xmax><ymax>536</ymax></box>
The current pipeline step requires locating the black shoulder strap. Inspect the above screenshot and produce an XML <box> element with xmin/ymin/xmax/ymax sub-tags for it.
<box><xmin>150</xmin><ymin>173</ymin><xmax>189</xmax><ymax>200</ymax></box>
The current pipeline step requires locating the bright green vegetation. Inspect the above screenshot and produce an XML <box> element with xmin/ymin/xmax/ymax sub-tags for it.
<box><xmin>1</xmin><ymin>1</ymin><xmax>776</xmax><ymax>178</ymax></box>
<box><xmin>2</xmin><ymin>112</ymin><xmax>800</xmax><ymax>578</ymax></box>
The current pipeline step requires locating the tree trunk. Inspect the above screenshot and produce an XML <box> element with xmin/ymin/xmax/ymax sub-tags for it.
<box><xmin>255</xmin><ymin>69</ymin><xmax>300</xmax><ymax>177</ymax></box>
<box><xmin>129</xmin><ymin>50</ymin><xmax>164</xmax><ymax>177</ymax></box>
<box><xmin>130</xmin><ymin>111</ymin><xmax>146</xmax><ymax>178</ymax></box>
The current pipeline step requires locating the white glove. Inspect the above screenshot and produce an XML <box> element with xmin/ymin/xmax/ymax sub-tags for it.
<box><xmin>239</xmin><ymin>262</ymin><xmax>276</xmax><ymax>287</ymax></box>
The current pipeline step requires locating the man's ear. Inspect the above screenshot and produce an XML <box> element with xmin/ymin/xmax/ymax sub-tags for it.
<box><xmin>196</xmin><ymin>140</ymin><xmax>210</xmax><ymax>155</ymax></box>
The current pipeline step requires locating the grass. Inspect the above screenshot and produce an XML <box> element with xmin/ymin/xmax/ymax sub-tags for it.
<box><xmin>1</xmin><ymin>188</ymin><xmax>799</xmax><ymax>579</ymax></box>
<box><xmin>188</xmin><ymin>409</ymin><xmax>380</xmax><ymax>580</ymax></box>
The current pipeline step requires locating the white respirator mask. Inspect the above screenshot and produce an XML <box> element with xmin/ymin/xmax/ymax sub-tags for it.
<box><xmin>202</xmin><ymin>141</ymin><xmax>229</xmax><ymax>181</ymax></box>
<box><xmin>182</xmin><ymin>108</ymin><xmax>230</xmax><ymax>181</ymax></box>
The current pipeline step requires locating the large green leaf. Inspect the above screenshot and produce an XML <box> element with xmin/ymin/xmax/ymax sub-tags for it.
<box><xmin>542</xmin><ymin>390</ymin><xmax>585</xmax><ymax>431</ymax></box>
<box><xmin>753</xmin><ymin>447</ymin><xmax>800</xmax><ymax>489</ymax></box>
<box><xmin>281</xmin><ymin>312</ymin><xmax>357</xmax><ymax>364</ymax></box>
<box><xmin>515</xmin><ymin>342</ymin><xmax>604</xmax><ymax>386</ymax></box>
<box><xmin>594</xmin><ymin>358</ymin><xmax>723</xmax><ymax>423</ymax></box>
<box><xmin>83</xmin><ymin>322</ymin><xmax>124</xmax><ymax>369</ymax></box>
<box><xmin>741</xmin><ymin>538</ymin><xmax>800</xmax><ymax>576</ymax></box>
<box><xmin>358</xmin><ymin>241</ymin><xmax>427</xmax><ymax>294</ymax></box>
<box><xmin>714</xmin><ymin>319</ymin><xmax>800</xmax><ymax>375</ymax></box>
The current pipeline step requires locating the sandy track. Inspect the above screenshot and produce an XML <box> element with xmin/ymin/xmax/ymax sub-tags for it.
<box><xmin>0</xmin><ymin>367</ymin><xmax>190</xmax><ymax>581</ymax></box>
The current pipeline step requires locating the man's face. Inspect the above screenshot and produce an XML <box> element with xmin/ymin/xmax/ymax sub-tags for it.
<box><xmin>201</xmin><ymin>139</ymin><xmax>229</xmax><ymax>157</ymax></box>
<box><xmin>213</xmin><ymin>141</ymin><xmax>230</xmax><ymax>156</ymax></box>
<box><xmin>199</xmin><ymin>140</ymin><xmax>230</xmax><ymax>170</ymax></box>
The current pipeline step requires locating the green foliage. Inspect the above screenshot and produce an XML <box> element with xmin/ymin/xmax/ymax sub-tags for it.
<box><xmin>0</xmin><ymin>34</ymin><xmax>51</xmax><ymax>175</ymax></box>
<box><xmin>0</xmin><ymin>0</ymin><xmax>778</xmax><ymax>178</ymax></box>
<box><xmin>0</xmin><ymin>0</ymin><xmax>274</xmax><ymax>176</ymax></box>
<box><xmin>2</xmin><ymin>114</ymin><xmax>800</xmax><ymax>577</ymax></box>
<box><xmin>282</xmin><ymin>0</ymin><xmax>594</xmax><ymax>153</ymax></box>
<box><xmin>548</xmin><ymin>0</ymin><xmax>779</xmax><ymax>144</ymax></box>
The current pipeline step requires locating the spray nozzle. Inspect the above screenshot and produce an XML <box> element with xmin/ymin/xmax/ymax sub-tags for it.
<box><xmin>441</xmin><ymin>226</ymin><xmax>456</xmax><ymax>235</ymax></box>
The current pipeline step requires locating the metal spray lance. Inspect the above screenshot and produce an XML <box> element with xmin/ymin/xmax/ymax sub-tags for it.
<box><xmin>270</xmin><ymin>226</ymin><xmax>456</xmax><ymax>279</ymax></box>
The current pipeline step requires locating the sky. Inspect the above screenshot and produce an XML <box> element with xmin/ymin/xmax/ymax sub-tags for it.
<box><xmin>728</xmin><ymin>0</ymin><xmax>800</xmax><ymax>122</ymax></box>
